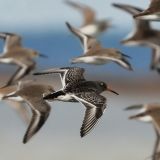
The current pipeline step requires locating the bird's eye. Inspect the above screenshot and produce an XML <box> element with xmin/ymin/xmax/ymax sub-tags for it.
<box><xmin>100</xmin><ymin>82</ymin><xmax>104</xmax><ymax>86</ymax></box>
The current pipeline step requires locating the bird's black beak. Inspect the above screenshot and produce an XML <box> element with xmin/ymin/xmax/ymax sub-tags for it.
<box><xmin>107</xmin><ymin>87</ymin><xmax>119</xmax><ymax>95</ymax></box>
<box><xmin>39</xmin><ymin>53</ymin><xmax>48</xmax><ymax>58</ymax></box>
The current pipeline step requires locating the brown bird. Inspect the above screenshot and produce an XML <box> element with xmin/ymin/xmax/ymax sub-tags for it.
<box><xmin>2</xmin><ymin>81</ymin><xmax>54</xmax><ymax>143</ymax></box>
<box><xmin>0</xmin><ymin>84</ymin><xmax>30</xmax><ymax>124</ymax></box>
<box><xmin>125</xmin><ymin>103</ymin><xmax>160</xmax><ymax>160</ymax></box>
<box><xmin>134</xmin><ymin>0</ymin><xmax>160</xmax><ymax>21</ymax></box>
<box><xmin>0</xmin><ymin>32</ymin><xmax>47</xmax><ymax>87</ymax></box>
<box><xmin>66</xmin><ymin>22</ymin><xmax>133</xmax><ymax>70</ymax></box>
<box><xmin>113</xmin><ymin>3</ymin><xmax>160</xmax><ymax>73</ymax></box>
<box><xmin>65</xmin><ymin>0</ymin><xmax>111</xmax><ymax>37</ymax></box>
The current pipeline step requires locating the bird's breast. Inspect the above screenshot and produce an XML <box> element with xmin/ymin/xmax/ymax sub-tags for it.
<box><xmin>80</xmin><ymin>24</ymin><xmax>99</xmax><ymax>37</ymax></box>
<box><xmin>0</xmin><ymin>58</ymin><xmax>13</xmax><ymax>63</ymax></box>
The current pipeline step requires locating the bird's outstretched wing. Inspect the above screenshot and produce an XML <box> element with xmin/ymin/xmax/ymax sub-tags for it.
<box><xmin>66</xmin><ymin>22</ymin><xmax>101</xmax><ymax>53</ymax></box>
<box><xmin>65</xmin><ymin>0</ymin><xmax>95</xmax><ymax>26</ymax></box>
<box><xmin>71</xmin><ymin>91</ymin><xmax>106</xmax><ymax>137</ymax></box>
<box><xmin>22</xmin><ymin>96</ymin><xmax>51</xmax><ymax>143</ymax></box>
<box><xmin>34</xmin><ymin>67</ymin><xmax>85</xmax><ymax>88</ymax></box>
<box><xmin>0</xmin><ymin>32</ymin><xmax>22</xmax><ymax>52</ymax></box>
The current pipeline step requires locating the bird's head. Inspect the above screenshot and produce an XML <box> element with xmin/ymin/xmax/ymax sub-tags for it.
<box><xmin>97</xmin><ymin>81</ymin><xmax>119</xmax><ymax>95</ymax></box>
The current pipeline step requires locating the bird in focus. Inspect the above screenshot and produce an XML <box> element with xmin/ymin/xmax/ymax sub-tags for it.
<box><xmin>34</xmin><ymin>67</ymin><xmax>118</xmax><ymax>138</ymax></box>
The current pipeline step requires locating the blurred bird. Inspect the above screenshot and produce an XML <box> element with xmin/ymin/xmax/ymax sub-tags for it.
<box><xmin>125</xmin><ymin>103</ymin><xmax>160</xmax><ymax>160</ymax></box>
<box><xmin>65</xmin><ymin>0</ymin><xmax>111</xmax><ymax>37</ymax></box>
<box><xmin>2</xmin><ymin>81</ymin><xmax>54</xmax><ymax>144</ymax></box>
<box><xmin>0</xmin><ymin>32</ymin><xmax>47</xmax><ymax>87</ymax></box>
<box><xmin>0</xmin><ymin>84</ymin><xmax>30</xmax><ymax>124</ymax></box>
<box><xmin>34</xmin><ymin>67</ymin><xmax>118</xmax><ymax>138</ymax></box>
<box><xmin>134</xmin><ymin>0</ymin><xmax>160</xmax><ymax>21</ymax></box>
<box><xmin>66</xmin><ymin>22</ymin><xmax>133</xmax><ymax>70</ymax></box>
<box><xmin>113</xmin><ymin>3</ymin><xmax>160</xmax><ymax>73</ymax></box>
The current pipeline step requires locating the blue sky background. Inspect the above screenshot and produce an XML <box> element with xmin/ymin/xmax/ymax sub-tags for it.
<box><xmin>0</xmin><ymin>0</ymin><xmax>150</xmax><ymax>33</ymax></box>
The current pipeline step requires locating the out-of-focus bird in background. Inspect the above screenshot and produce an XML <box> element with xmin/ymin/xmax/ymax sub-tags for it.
<box><xmin>65</xmin><ymin>0</ymin><xmax>111</xmax><ymax>37</ymax></box>
<box><xmin>66</xmin><ymin>22</ymin><xmax>133</xmax><ymax>70</ymax></box>
<box><xmin>0</xmin><ymin>32</ymin><xmax>47</xmax><ymax>87</ymax></box>
<box><xmin>113</xmin><ymin>3</ymin><xmax>160</xmax><ymax>73</ymax></box>
<box><xmin>134</xmin><ymin>0</ymin><xmax>160</xmax><ymax>21</ymax></box>
<box><xmin>0</xmin><ymin>84</ymin><xmax>30</xmax><ymax>124</ymax></box>
<box><xmin>125</xmin><ymin>103</ymin><xmax>160</xmax><ymax>160</ymax></box>
<box><xmin>2</xmin><ymin>81</ymin><xmax>54</xmax><ymax>143</ymax></box>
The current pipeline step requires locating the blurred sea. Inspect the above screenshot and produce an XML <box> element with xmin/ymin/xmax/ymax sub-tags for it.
<box><xmin>0</xmin><ymin>30</ymin><xmax>159</xmax><ymax>160</ymax></box>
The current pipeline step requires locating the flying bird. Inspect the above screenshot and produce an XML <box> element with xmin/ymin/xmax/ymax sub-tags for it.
<box><xmin>134</xmin><ymin>0</ymin><xmax>160</xmax><ymax>21</ymax></box>
<box><xmin>125</xmin><ymin>103</ymin><xmax>160</xmax><ymax>160</ymax></box>
<box><xmin>0</xmin><ymin>84</ymin><xmax>30</xmax><ymax>124</ymax></box>
<box><xmin>66</xmin><ymin>22</ymin><xmax>133</xmax><ymax>71</ymax></box>
<box><xmin>34</xmin><ymin>67</ymin><xmax>118</xmax><ymax>137</ymax></box>
<box><xmin>2</xmin><ymin>81</ymin><xmax>54</xmax><ymax>143</ymax></box>
<box><xmin>0</xmin><ymin>32</ymin><xmax>47</xmax><ymax>87</ymax></box>
<box><xmin>65</xmin><ymin>0</ymin><xmax>111</xmax><ymax>37</ymax></box>
<box><xmin>113</xmin><ymin>3</ymin><xmax>160</xmax><ymax>73</ymax></box>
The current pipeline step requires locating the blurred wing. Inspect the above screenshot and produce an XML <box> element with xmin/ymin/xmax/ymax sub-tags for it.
<box><xmin>22</xmin><ymin>97</ymin><xmax>51</xmax><ymax>143</ymax></box>
<box><xmin>113</xmin><ymin>3</ymin><xmax>150</xmax><ymax>32</ymax></box>
<box><xmin>12</xmin><ymin>59</ymin><xmax>35</xmax><ymax>83</ymax></box>
<box><xmin>133</xmin><ymin>0</ymin><xmax>160</xmax><ymax>18</ymax></box>
<box><xmin>0</xmin><ymin>32</ymin><xmax>22</xmax><ymax>52</ymax></box>
<box><xmin>6</xmin><ymin>100</ymin><xmax>30</xmax><ymax>124</ymax></box>
<box><xmin>150</xmin><ymin>109</ymin><xmax>160</xmax><ymax>132</ymax></box>
<box><xmin>72</xmin><ymin>92</ymin><xmax>106</xmax><ymax>137</ymax></box>
<box><xmin>66</xmin><ymin>22</ymin><xmax>101</xmax><ymax>53</ymax></box>
<box><xmin>65</xmin><ymin>0</ymin><xmax>95</xmax><ymax>25</ymax></box>
<box><xmin>125</xmin><ymin>104</ymin><xmax>143</xmax><ymax>111</ymax></box>
<box><xmin>112</xmin><ymin>3</ymin><xmax>143</xmax><ymax>15</ymax></box>
<box><xmin>34</xmin><ymin>67</ymin><xmax>85</xmax><ymax>88</ymax></box>
<box><xmin>150</xmin><ymin>45</ymin><xmax>160</xmax><ymax>70</ymax></box>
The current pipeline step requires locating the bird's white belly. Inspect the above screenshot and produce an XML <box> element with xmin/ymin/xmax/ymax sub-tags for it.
<box><xmin>138</xmin><ymin>115</ymin><xmax>152</xmax><ymax>122</ymax></box>
<box><xmin>56</xmin><ymin>94</ymin><xmax>74</xmax><ymax>102</ymax></box>
<box><xmin>138</xmin><ymin>14</ymin><xmax>160</xmax><ymax>21</ymax></box>
<box><xmin>76</xmin><ymin>56</ymin><xmax>108</xmax><ymax>65</ymax></box>
<box><xmin>124</xmin><ymin>41</ymin><xmax>144</xmax><ymax>46</ymax></box>
<box><xmin>7</xmin><ymin>96</ymin><xmax>23</xmax><ymax>102</ymax></box>
<box><xmin>0</xmin><ymin>58</ymin><xmax>13</xmax><ymax>63</ymax></box>
<box><xmin>80</xmin><ymin>25</ymin><xmax>99</xmax><ymax>37</ymax></box>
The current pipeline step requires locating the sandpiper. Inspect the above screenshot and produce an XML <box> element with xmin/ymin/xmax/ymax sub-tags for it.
<box><xmin>0</xmin><ymin>32</ymin><xmax>47</xmax><ymax>87</ymax></box>
<box><xmin>0</xmin><ymin>84</ymin><xmax>30</xmax><ymax>124</ymax></box>
<box><xmin>2</xmin><ymin>81</ymin><xmax>54</xmax><ymax>143</ymax></box>
<box><xmin>125</xmin><ymin>103</ymin><xmax>160</xmax><ymax>159</ymax></box>
<box><xmin>65</xmin><ymin>0</ymin><xmax>111</xmax><ymax>37</ymax></box>
<box><xmin>34</xmin><ymin>67</ymin><xmax>118</xmax><ymax>137</ymax></box>
<box><xmin>66</xmin><ymin>22</ymin><xmax>133</xmax><ymax>70</ymax></box>
<box><xmin>113</xmin><ymin>3</ymin><xmax>160</xmax><ymax>72</ymax></box>
<box><xmin>134</xmin><ymin>0</ymin><xmax>160</xmax><ymax>21</ymax></box>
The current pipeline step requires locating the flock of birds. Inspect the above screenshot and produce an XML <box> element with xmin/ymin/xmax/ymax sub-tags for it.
<box><xmin>0</xmin><ymin>0</ymin><xmax>160</xmax><ymax>159</ymax></box>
